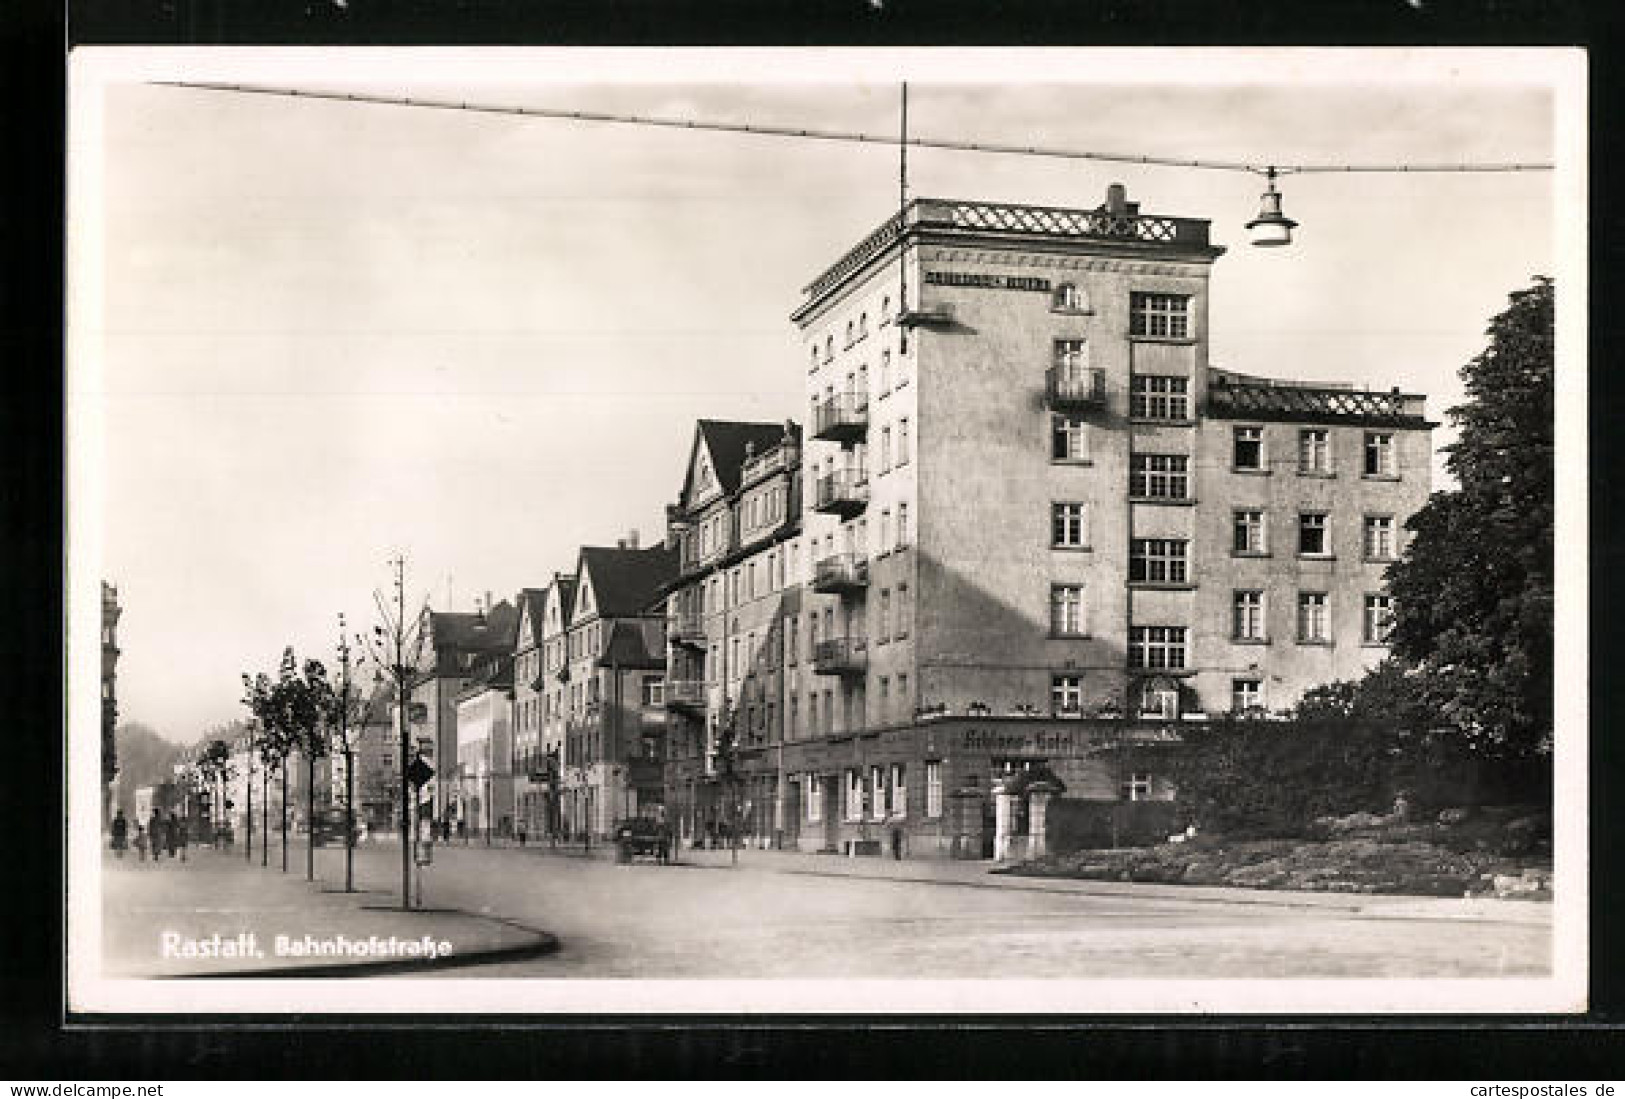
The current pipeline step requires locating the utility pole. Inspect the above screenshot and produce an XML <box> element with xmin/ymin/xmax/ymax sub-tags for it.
<box><xmin>366</xmin><ymin>554</ymin><xmax>429</xmax><ymax>911</ymax></box>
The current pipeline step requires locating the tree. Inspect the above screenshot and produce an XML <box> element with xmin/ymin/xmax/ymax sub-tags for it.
<box><xmin>195</xmin><ymin>738</ymin><xmax>235</xmax><ymax>838</ymax></box>
<box><xmin>1386</xmin><ymin>277</ymin><xmax>1554</xmax><ymax>763</ymax></box>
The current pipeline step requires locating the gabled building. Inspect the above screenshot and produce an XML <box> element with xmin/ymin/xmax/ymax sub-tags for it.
<box><xmin>510</xmin><ymin>585</ymin><xmax>552</xmax><ymax>839</ymax></box>
<box><xmin>410</xmin><ymin>597</ymin><xmax>519</xmax><ymax>823</ymax></box>
<box><xmin>661</xmin><ymin>419</ymin><xmax>805</xmax><ymax>848</ymax></box>
<box><xmin>554</xmin><ymin>537</ymin><xmax>677</xmax><ymax>839</ymax></box>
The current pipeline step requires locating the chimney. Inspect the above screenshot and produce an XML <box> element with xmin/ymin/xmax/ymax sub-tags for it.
<box><xmin>1105</xmin><ymin>183</ymin><xmax>1128</xmax><ymax>215</ymax></box>
<box><xmin>626</xmin><ymin>528</ymin><xmax>640</xmax><ymax>549</ymax></box>
<box><xmin>485</xmin><ymin>590</ymin><xmax>493</xmax><ymax>613</ymax></box>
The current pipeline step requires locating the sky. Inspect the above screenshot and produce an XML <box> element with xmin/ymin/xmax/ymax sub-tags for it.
<box><xmin>69</xmin><ymin>48</ymin><xmax>1575</xmax><ymax>745</ymax></box>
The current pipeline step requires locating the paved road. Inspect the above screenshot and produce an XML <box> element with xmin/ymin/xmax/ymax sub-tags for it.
<box><xmin>312</xmin><ymin>841</ymin><xmax>1550</xmax><ymax>980</ymax></box>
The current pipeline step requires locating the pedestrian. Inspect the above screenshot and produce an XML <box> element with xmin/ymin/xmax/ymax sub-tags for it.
<box><xmin>457</xmin><ymin>818</ymin><xmax>466</xmax><ymax>844</ymax></box>
<box><xmin>110</xmin><ymin>810</ymin><xmax>129</xmax><ymax>859</ymax></box>
<box><xmin>147</xmin><ymin>810</ymin><xmax>164</xmax><ymax>862</ymax></box>
<box><xmin>164</xmin><ymin>812</ymin><xmax>178</xmax><ymax>858</ymax></box>
<box><xmin>133</xmin><ymin>824</ymin><xmax>148</xmax><ymax>862</ymax></box>
<box><xmin>174</xmin><ymin>814</ymin><xmax>189</xmax><ymax>862</ymax></box>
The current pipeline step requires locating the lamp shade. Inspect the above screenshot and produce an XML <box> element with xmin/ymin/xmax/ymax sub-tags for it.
<box><xmin>1246</xmin><ymin>178</ymin><xmax>1297</xmax><ymax>247</ymax></box>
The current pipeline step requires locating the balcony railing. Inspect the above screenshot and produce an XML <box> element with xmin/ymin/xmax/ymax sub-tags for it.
<box><xmin>812</xmin><ymin>637</ymin><xmax>868</xmax><ymax>676</ymax></box>
<box><xmin>1045</xmin><ymin>366</ymin><xmax>1107</xmax><ymax>410</ymax></box>
<box><xmin>813</xmin><ymin>469</ymin><xmax>869</xmax><ymax>517</ymax></box>
<box><xmin>812</xmin><ymin>553</ymin><xmax>869</xmax><ymax>594</ymax></box>
<box><xmin>812</xmin><ymin>394</ymin><xmax>869</xmax><ymax>443</ymax></box>
<box><xmin>664</xmin><ymin>679</ymin><xmax>706</xmax><ymax>712</ymax></box>
<box><xmin>667</xmin><ymin>610</ymin><xmax>706</xmax><ymax>647</ymax></box>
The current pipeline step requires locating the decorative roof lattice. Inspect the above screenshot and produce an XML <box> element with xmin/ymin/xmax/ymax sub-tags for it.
<box><xmin>1206</xmin><ymin>382</ymin><xmax>1428</xmax><ymax>426</ymax></box>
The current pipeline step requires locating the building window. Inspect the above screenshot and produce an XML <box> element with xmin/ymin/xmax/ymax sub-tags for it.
<box><xmin>1129</xmin><ymin>375</ymin><xmax>1190</xmax><ymax>420</ymax></box>
<box><xmin>925</xmin><ymin>761</ymin><xmax>943</xmax><ymax>818</ymax></box>
<box><xmin>1130</xmin><ymin>292</ymin><xmax>1191</xmax><ymax>339</ymax></box>
<box><xmin>1130</xmin><ymin>453</ymin><xmax>1190</xmax><ymax>499</ymax></box>
<box><xmin>806</xmin><ymin>774</ymin><xmax>822</xmax><ymax>822</ymax></box>
<box><xmin>1054</xmin><ymin>338</ymin><xmax>1088</xmax><ymax>370</ymax></box>
<box><xmin>879</xmin><ymin>588</ymin><xmax>892</xmax><ymax>643</ymax></box>
<box><xmin>1052</xmin><ymin>503</ymin><xmax>1088</xmax><ymax>548</ymax></box>
<box><xmin>1299</xmin><ymin>429</ymin><xmax>1331</xmax><ymax>474</ymax></box>
<box><xmin>1364</xmin><ymin>515</ymin><xmax>1396</xmax><ymax>560</ymax></box>
<box><xmin>1234</xmin><ymin>426</ymin><xmax>1264</xmax><ymax>471</ymax></box>
<box><xmin>1121</xmin><ymin>772</ymin><xmax>1153</xmax><ymax>801</ymax></box>
<box><xmin>1052</xmin><ymin>414</ymin><xmax>1089</xmax><ymax>461</ymax></box>
<box><xmin>845</xmin><ymin>769</ymin><xmax>863</xmax><ymax>821</ymax></box>
<box><xmin>845</xmin><ymin>320</ymin><xmax>855</xmax><ymax>347</ymax></box>
<box><xmin>859</xmin><ymin>312</ymin><xmax>869</xmax><ymax>339</ymax></box>
<box><xmin>1051</xmin><ymin>675</ymin><xmax>1084</xmax><ymax>715</ymax></box>
<box><xmin>1299</xmin><ymin>512</ymin><xmax>1330</xmax><ymax>556</ymax></box>
<box><xmin>1364</xmin><ymin>594</ymin><xmax>1395</xmax><ymax>643</ymax></box>
<box><xmin>1050</xmin><ymin>584</ymin><xmax>1086</xmax><ymax>636</ymax></box>
<box><xmin>1232</xmin><ymin>678</ymin><xmax>1264</xmax><ymax>714</ymax></box>
<box><xmin>1139</xmin><ymin>683</ymin><xmax>1179</xmax><ymax>719</ymax></box>
<box><xmin>1298</xmin><ymin>592</ymin><xmax>1330</xmax><ymax>643</ymax></box>
<box><xmin>896</xmin><ymin>582</ymin><xmax>910</xmax><ymax>639</ymax></box>
<box><xmin>1130</xmin><ymin>539</ymin><xmax>1188</xmax><ymax>585</ymax></box>
<box><xmin>897</xmin><ymin>503</ymin><xmax>909</xmax><ymax>549</ymax></box>
<box><xmin>890</xmin><ymin>763</ymin><xmax>907</xmax><ymax>817</ymax></box>
<box><xmin>880</xmin><ymin>348</ymin><xmax>891</xmax><ymax>392</ymax></box>
<box><xmin>1129</xmin><ymin>626</ymin><xmax>1187</xmax><ymax>669</ymax></box>
<box><xmin>1053</xmin><ymin>282</ymin><xmax>1087</xmax><ymax>311</ymax></box>
<box><xmin>1233</xmin><ymin>590</ymin><xmax>1266</xmax><ymax>641</ymax></box>
<box><xmin>879</xmin><ymin>425</ymin><xmax>892</xmax><ymax>472</ymax></box>
<box><xmin>879</xmin><ymin>508</ymin><xmax>892</xmax><ymax>553</ymax></box>
<box><xmin>1234</xmin><ymin>509</ymin><xmax>1266</xmax><ymax>555</ymax></box>
<box><xmin>870</xmin><ymin>765</ymin><xmax>887</xmax><ymax>821</ymax></box>
<box><xmin>1364</xmin><ymin>432</ymin><xmax>1396</xmax><ymax>477</ymax></box>
<box><xmin>898</xmin><ymin>418</ymin><xmax>910</xmax><ymax>465</ymax></box>
<box><xmin>824</xmin><ymin>336</ymin><xmax>833</xmax><ymax>362</ymax></box>
<box><xmin>641</xmin><ymin>676</ymin><xmax>665</xmax><ymax>706</ymax></box>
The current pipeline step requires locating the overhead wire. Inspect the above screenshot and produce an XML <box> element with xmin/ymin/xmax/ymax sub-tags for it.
<box><xmin>148</xmin><ymin>81</ymin><xmax>1555</xmax><ymax>176</ymax></box>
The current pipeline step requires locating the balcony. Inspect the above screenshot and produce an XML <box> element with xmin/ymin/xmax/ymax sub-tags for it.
<box><xmin>897</xmin><ymin>302</ymin><xmax>956</xmax><ymax>328</ymax></box>
<box><xmin>1045</xmin><ymin>366</ymin><xmax>1107</xmax><ymax>411</ymax></box>
<box><xmin>813</xmin><ymin>469</ymin><xmax>869</xmax><ymax>518</ymax></box>
<box><xmin>812</xmin><ymin>637</ymin><xmax>868</xmax><ymax>677</ymax></box>
<box><xmin>664</xmin><ymin>679</ymin><xmax>707</xmax><ymax>714</ymax></box>
<box><xmin>812</xmin><ymin>553</ymin><xmax>869</xmax><ymax>595</ymax></box>
<box><xmin>667</xmin><ymin>610</ymin><xmax>706</xmax><ymax>648</ymax></box>
<box><xmin>813</xmin><ymin>394</ymin><xmax>869</xmax><ymax>444</ymax></box>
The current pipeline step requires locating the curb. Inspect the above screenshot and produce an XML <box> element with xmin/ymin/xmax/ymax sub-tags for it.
<box><xmin>674</xmin><ymin>857</ymin><xmax>1550</xmax><ymax>925</ymax></box>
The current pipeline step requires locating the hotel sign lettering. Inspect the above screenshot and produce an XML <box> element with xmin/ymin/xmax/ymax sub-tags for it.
<box><xmin>923</xmin><ymin>271</ymin><xmax>1052</xmax><ymax>292</ymax></box>
<box><xmin>955</xmin><ymin>725</ymin><xmax>1184</xmax><ymax>756</ymax></box>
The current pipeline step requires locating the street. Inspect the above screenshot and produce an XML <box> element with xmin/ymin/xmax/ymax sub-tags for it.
<box><xmin>290</xmin><ymin>840</ymin><xmax>1550</xmax><ymax>980</ymax></box>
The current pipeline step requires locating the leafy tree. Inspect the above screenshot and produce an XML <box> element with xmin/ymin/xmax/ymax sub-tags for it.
<box><xmin>1386</xmin><ymin>277</ymin><xmax>1554</xmax><ymax>761</ymax></box>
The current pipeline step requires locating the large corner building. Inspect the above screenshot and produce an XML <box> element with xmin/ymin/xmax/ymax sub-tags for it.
<box><xmin>660</xmin><ymin>184</ymin><xmax>1433</xmax><ymax>859</ymax></box>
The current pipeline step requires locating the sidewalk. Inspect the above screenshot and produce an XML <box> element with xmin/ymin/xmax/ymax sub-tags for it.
<box><xmin>99</xmin><ymin>846</ymin><xmax>556</xmax><ymax>978</ymax></box>
<box><xmin>656</xmin><ymin>844</ymin><xmax>1554</xmax><ymax>925</ymax></box>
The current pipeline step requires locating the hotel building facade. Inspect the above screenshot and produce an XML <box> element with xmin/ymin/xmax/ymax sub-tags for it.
<box><xmin>662</xmin><ymin>183</ymin><xmax>1432</xmax><ymax>859</ymax></box>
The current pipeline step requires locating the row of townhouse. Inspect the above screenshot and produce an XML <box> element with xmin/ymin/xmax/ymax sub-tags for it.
<box><xmin>306</xmin><ymin>181</ymin><xmax>1433</xmax><ymax>857</ymax></box>
<box><xmin>400</xmin><ymin>542</ymin><xmax>676</xmax><ymax>842</ymax></box>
